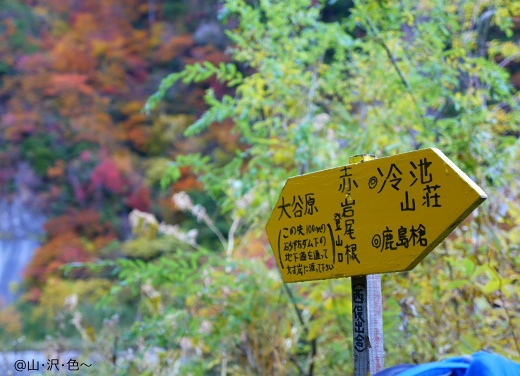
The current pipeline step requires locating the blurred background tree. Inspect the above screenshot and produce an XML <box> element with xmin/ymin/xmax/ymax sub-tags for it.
<box><xmin>0</xmin><ymin>0</ymin><xmax>519</xmax><ymax>375</ymax></box>
<box><xmin>142</xmin><ymin>0</ymin><xmax>520</xmax><ymax>373</ymax></box>
<box><xmin>0</xmin><ymin>0</ymin><xmax>233</xmax><ymax>346</ymax></box>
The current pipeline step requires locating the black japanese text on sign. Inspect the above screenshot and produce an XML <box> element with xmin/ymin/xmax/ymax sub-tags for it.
<box><xmin>265</xmin><ymin>148</ymin><xmax>487</xmax><ymax>283</ymax></box>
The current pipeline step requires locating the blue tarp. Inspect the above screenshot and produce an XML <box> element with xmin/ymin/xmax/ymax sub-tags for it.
<box><xmin>375</xmin><ymin>352</ymin><xmax>520</xmax><ymax>376</ymax></box>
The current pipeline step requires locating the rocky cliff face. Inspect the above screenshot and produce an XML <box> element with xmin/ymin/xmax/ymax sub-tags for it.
<box><xmin>0</xmin><ymin>196</ymin><xmax>45</xmax><ymax>305</ymax></box>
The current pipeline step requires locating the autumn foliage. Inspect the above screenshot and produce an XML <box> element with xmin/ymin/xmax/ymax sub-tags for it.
<box><xmin>2</xmin><ymin>1</ymin><xmax>519</xmax><ymax>374</ymax></box>
<box><xmin>0</xmin><ymin>0</ymin><xmax>234</xmax><ymax>306</ymax></box>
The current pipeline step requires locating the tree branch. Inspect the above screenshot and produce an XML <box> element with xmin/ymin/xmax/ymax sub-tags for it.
<box><xmin>360</xmin><ymin>11</ymin><xmax>427</xmax><ymax>137</ymax></box>
<box><xmin>283</xmin><ymin>284</ymin><xmax>318</xmax><ymax>376</ymax></box>
<box><xmin>499</xmin><ymin>50</ymin><xmax>520</xmax><ymax>68</ymax></box>
<box><xmin>308</xmin><ymin>337</ymin><xmax>317</xmax><ymax>376</ymax></box>
<box><xmin>226</xmin><ymin>215</ymin><xmax>241</xmax><ymax>259</ymax></box>
<box><xmin>284</xmin><ymin>284</ymin><xmax>306</xmax><ymax>330</ymax></box>
<box><xmin>289</xmin><ymin>354</ymin><xmax>307</xmax><ymax>376</ymax></box>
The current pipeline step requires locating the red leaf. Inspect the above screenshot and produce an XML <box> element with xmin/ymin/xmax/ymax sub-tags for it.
<box><xmin>126</xmin><ymin>185</ymin><xmax>151</xmax><ymax>211</ymax></box>
<box><xmin>90</xmin><ymin>158</ymin><xmax>125</xmax><ymax>194</ymax></box>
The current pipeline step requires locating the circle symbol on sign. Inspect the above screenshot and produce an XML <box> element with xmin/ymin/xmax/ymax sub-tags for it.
<box><xmin>368</xmin><ymin>176</ymin><xmax>378</xmax><ymax>189</ymax></box>
<box><xmin>371</xmin><ymin>234</ymin><xmax>381</xmax><ymax>249</ymax></box>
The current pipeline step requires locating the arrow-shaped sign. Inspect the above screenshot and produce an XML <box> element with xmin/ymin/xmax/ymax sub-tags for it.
<box><xmin>266</xmin><ymin>148</ymin><xmax>487</xmax><ymax>283</ymax></box>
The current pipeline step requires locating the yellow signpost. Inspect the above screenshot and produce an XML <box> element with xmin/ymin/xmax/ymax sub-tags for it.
<box><xmin>265</xmin><ymin>148</ymin><xmax>487</xmax><ymax>375</ymax></box>
<box><xmin>265</xmin><ymin>148</ymin><xmax>487</xmax><ymax>283</ymax></box>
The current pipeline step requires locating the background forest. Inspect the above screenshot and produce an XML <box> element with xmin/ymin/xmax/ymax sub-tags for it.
<box><xmin>0</xmin><ymin>0</ymin><xmax>519</xmax><ymax>375</ymax></box>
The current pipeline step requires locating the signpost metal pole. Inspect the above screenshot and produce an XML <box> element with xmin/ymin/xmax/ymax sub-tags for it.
<box><xmin>349</xmin><ymin>154</ymin><xmax>384</xmax><ymax>376</ymax></box>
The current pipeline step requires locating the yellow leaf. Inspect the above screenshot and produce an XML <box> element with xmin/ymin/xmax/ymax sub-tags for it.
<box><xmin>458</xmin><ymin>333</ymin><xmax>480</xmax><ymax>353</ymax></box>
<box><xmin>324</xmin><ymin>297</ymin><xmax>333</xmax><ymax>311</ymax></box>
<box><xmin>86</xmin><ymin>326</ymin><xmax>96</xmax><ymax>341</ymax></box>
<box><xmin>307</xmin><ymin>321</ymin><xmax>322</xmax><ymax>341</ymax></box>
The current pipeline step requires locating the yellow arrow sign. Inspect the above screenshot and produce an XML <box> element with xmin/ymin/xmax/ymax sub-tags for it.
<box><xmin>265</xmin><ymin>148</ymin><xmax>487</xmax><ymax>283</ymax></box>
